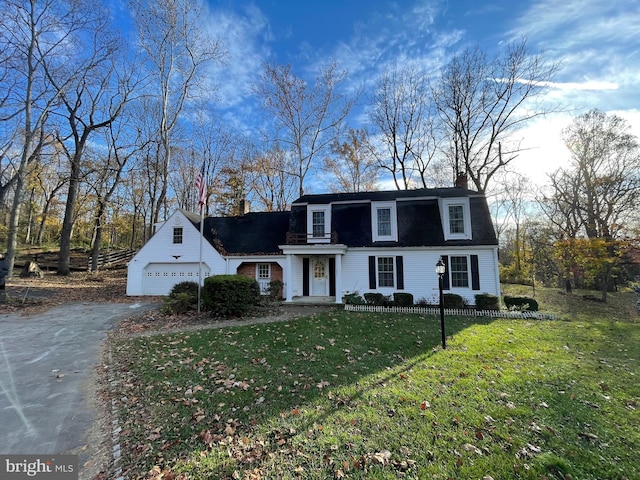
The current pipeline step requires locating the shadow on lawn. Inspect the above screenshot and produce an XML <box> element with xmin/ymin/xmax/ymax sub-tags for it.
<box><xmin>114</xmin><ymin>310</ymin><xmax>496</xmax><ymax>477</ymax></box>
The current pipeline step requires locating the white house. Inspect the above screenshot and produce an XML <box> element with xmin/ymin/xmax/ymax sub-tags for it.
<box><xmin>127</xmin><ymin>185</ymin><xmax>501</xmax><ymax>305</ymax></box>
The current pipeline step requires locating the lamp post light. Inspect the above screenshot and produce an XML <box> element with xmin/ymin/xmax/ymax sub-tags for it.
<box><xmin>435</xmin><ymin>258</ymin><xmax>446</xmax><ymax>349</ymax></box>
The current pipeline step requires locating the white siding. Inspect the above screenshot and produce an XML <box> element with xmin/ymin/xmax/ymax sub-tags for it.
<box><xmin>126</xmin><ymin>210</ymin><xmax>225</xmax><ymax>296</ymax></box>
<box><xmin>339</xmin><ymin>247</ymin><xmax>499</xmax><ymax>305</ymax></box>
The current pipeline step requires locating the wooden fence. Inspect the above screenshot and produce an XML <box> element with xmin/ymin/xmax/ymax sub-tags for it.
<box><xmin>88</xmin><ymin>249</ymin><xmax>136</xmax><ymax>270</ymax></box>
<box><xmin>344</xmin><ymin>303</ymin><xmax>557</xmax><ymax>320</ymax></box>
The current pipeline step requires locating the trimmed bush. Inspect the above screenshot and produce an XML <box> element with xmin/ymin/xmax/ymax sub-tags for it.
<box><xmin>393</xmin><ymin>292</ymin><xmax>414</xmax><ymax>307</ymax></box>
<box><xmin>202</xmin><ymin>274</ymin><xmax>260</xmax><ymax>317</ymax></box>
<box><xmin>343</xmin><ymin>292</ymin><xmax>365</xmax><ymax>305</ymax></box>
<box><xmin>364</xmin><ymin>292</ymin><xmax>392</xmax><ymax>306</ymax></box>
<box><xmin>504</xmin><ymin>295</ymin><xmax>539</xmax><ymax>311</ymax></box>
<box><xmin>160</xmin><ymin>281</ymin><xmax>199</xmax><ymax>314</ymax></box>
<box><xmin>443</xmin><ymin>293</ymin><xmax>465</xmax><ymax>309</ymax></box>
<box><xmin>170</xmin><ymin>281</ymin><xmax>199</xmax><ymax>296</ymax></box>
<box><xmin>161</xmin><ymin>292</ymin><xmax>196</xmax><ymax>315</ymax></box>
<box><xmin>475</xmin><ymin>293</ymin><xmax>500</xmax><ymax>311</ymax></box>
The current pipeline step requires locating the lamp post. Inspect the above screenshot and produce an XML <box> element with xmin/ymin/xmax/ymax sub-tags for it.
<box><xmin>435</xmin><ymin>258</ymin><xmax>446</xmax><ymax>349</ymax></box>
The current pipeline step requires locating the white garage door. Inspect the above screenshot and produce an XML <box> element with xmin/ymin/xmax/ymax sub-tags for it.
<box><xmin>142</xmin><ymin>263</ymin><xmax>210</xmax><ymax>295</ymax></box>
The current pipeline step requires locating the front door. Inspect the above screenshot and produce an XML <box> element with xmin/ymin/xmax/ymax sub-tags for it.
<box><xmin>311</xmin><ymin>257</ymin><xmax>328</xmax><ymax>296</ymax></box>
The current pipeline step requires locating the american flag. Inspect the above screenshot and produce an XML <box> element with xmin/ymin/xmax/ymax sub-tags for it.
<box><xmin>195</xmin><ymin>160</ymin><xmax>206</xmax><ymax>208</ymax></box>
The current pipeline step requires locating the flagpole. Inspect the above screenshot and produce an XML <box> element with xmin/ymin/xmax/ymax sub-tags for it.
<box><xmin>195</xmin><ymin>159</ymin><xmax>206</xmax><ymax>315</ymax></box>
<box><xmin>198</xmin><ymin>200</ymin><xmax>204</xmax><ymax>314</ymax></box>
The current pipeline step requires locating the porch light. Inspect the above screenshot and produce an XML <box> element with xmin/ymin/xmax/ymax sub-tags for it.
<box><xmin>435</xmin><ymin>258</ymin><xmax>446</xmax><ymax>349</ymax></box>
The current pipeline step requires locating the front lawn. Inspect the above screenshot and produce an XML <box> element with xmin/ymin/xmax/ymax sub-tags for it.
<box><xmin>111</xmin><ymin>303</ymin><xmax>640</xmax><ymax>479</ymax></box>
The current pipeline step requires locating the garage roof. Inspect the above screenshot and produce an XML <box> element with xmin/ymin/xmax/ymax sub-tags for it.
<box><xmin>182</xmin><ymin>210</ymin><xmax>290</xmax><ymax>255</ymax></box>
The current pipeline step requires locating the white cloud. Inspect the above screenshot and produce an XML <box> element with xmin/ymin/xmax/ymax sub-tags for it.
<box><xmin>203</xmin><ymin>4</ymin><xmax>272</xmax><ymax>108</ymax></box>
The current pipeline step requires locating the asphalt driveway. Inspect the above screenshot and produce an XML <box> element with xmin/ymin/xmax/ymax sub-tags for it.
<box><xmin>0</xmin><ymin>302</ymin><xmax>155</xmax><ymax>471</ymax></box>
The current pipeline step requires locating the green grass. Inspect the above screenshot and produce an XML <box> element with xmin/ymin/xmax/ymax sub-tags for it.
<box><xmin>111</xmin><ymin>289</ymin><xmax>640</xmax><ymax>479</ymax></box>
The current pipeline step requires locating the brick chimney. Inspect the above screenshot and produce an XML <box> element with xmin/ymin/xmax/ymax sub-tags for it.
<box><xmin>455</xmin><ymin>173</ymin><xmax>468</xmax><ymax>189</ymax></box>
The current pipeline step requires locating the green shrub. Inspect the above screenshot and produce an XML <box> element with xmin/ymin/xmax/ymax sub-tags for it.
<box><xmin>160</xmin><ymin>281</ymin><xmax>199</xmax><ymax>314</ymax></box>
<box><xmin>393</xmin><ymin>292</ymin><xmax>414</xmax><ymax>306</ymax></box>
<box><xmin>170</xmin><ymin>281</ymin><xmax>199</xmax><ymax>296</ymax></box>
<box><xmin>443</xmin><ymin>293</ymin><xmax>465</xmax><ymax>309</ymax></box>
<box><xmin>344</xmin><ymin>292</ymin><xmax>365</xmax><ymax>304</ymax></box>
<box><xmin>161</xmin><ymin>292</ymin><xmax>196</xmax><ymax>315</ymax></box>
<box><xmin>475</xmin><ymin>293</ymin><xmax>500</xmax><ymax>311</ymax></box>
<box><xmin>504</xmin><ymin>295</ymin><xmax>539</xmax><ymax>311</ymax></box>
<box><xmin>266</xmin><ymin>280</ymin><xmax>284</xmax><ymax>301</ymax></box>
<box><xmin>364</xmin><ymin>292</ymin><xmax>393</xmax><ymax>306</ymax></box>
<box><xmin>202</xmin><ymin>275</ymin><xmax>260</xmax><ymax>317</ymax></box>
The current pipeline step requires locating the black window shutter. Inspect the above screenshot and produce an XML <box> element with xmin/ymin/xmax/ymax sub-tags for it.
<box><xmin>368</xmin><ymin>256</ymin><xmax>376</xmax><ymax>289</ymax></box>
<box><xmin>303</xmin><ymin>258</ymin><xmax>310</xmax><ymax>296</ymax></box>
<box><xmin>396</xmin><ymin>256</ymin><xmax>404</xmax><ymax>289</ymax></box>
<box><xmin>471</xmin><ymin>254</ymin><xmax>480</xmax><ymax>290</ymax></box>
<box><xmin>441</xmin><ymin>255</ymin><xmax>450</xmax><ymax>290</ymax></box>
<box><xmin>329</xmin><ymin>257</ymin><xmax>336</xmax><ymax>296</ymax></box>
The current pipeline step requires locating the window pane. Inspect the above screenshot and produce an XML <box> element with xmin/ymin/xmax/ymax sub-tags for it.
<box><xmin>314</xmin><ymin>261</ymin><xmax>325</xmax><ymax>279</ymax></box>
<box><xmin>449</xmin><ymin>205</ymin><xmax>465</xmax><ymax>233</ymax></box>
<box><xmin>173</xmin><ymin>227</ymin><xmax>183</xmax><ymax>244</ymax></box>
<box><xmin>450</xmin><ymin>256</ymin><xmax>468</xmax><ymax>287</ymax></box>
<box><xmin>258</xmin><ymin>264</ymin><xmax>270</xmax><ymax>279</ymax></box>
<box><xmin>312</xmin><ymin>211</ymin><xmax>325</xmax><ymax>237</ymax></box>
<box><xmin>377</xmin><ymin>208</ymin><xmax>391</xmax><ymax>236</ymax></box>
<box><xmin>377</xmin><ymin>257</ymin><xmax>394</xmax><ymax>287</ymax></box>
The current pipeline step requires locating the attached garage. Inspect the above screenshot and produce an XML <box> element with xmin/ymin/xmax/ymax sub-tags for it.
<box><xmin>142</xmin><ymin>263</ymin><xmax>210</xmax><ymax>295</ymax></box>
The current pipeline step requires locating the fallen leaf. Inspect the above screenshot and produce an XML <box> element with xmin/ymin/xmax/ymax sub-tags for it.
<box><xmin>371</xmin><ymin>450</ymin><xmax>391</xmax><ymax>464</ymax></box>
<box><xmin>462</xmin><ymin>443</ymin><xmax>483</xmax><ymax>455</ymax></box>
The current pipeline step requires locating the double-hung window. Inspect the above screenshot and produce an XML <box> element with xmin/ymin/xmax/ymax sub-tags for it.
<box><xmin>449</xmin><ymin>205</ymin><xmax>465</xmax><ymax>234</ymax></box>
<box><xmin>441</xmin><ymin>198</ymin><xmax>471</xmax><ymax>240</ymax></box>
<box><xmin>312</xmin><ymin>211</ymin><xmax>325</xmax><ymax>238</ymax></box>
<box><xmin>377</xmin><ymin>257</ymin><xmax>395</xmax><ymax>287</ymax></box>
<box><xmin>371</xmin><ymin>201</ymin><xmax>398</xmax><ymax>242</ymax></box>
<box><xmin>377</xmin><ymin>208</ymin><xmax>391</xmax><ymax>236</ymax></box>
<box><xmin>307</xmin><ymin>205</ymin><xmax>331</xmax><ymax>243</ymax></box>
<box><xmin>450</xmin><ymin>256</ymin><xmax>469</xmax><ymax>287</ymax></box>
<box><xmin>173</xmin><ymin>227</ymin><xmax>183</xmax><ymax>244</ymax></box>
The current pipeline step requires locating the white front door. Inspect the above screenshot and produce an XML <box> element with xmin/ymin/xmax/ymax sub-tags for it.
<box><xmin>311</xmin><ymin>257</ymin><xmax>328</xmax><ymax>296</ymax></box>
<box><xmin>256</xmin><ymin>263</ymin><xmax>271</xmax><ymax>294</ymax></box>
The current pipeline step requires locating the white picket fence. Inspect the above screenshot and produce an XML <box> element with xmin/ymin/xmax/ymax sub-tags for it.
<box><xmin>344</xmin><ymin>303</ymin><xmax>557</xmax><ymax>320</ymax></box>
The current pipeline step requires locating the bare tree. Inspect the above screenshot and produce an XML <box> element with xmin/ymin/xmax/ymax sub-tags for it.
<box><xmin>86</xmin><ymin>120</ymin><xmax>139</xmax><ymax>271</ymax></box>
<box><xmin>324</xmin><ymin>128</ymin><xmax>378</xmax><ymax>193</ymax></box>
<box><xmin>40</xmin><ymin>5</ymin><xmax>138</xmax><ymax>275</ymax></box>
<box><xmin>433</xmin><ymin>38</ymin><xmax>559</xmax><ymax>193</ymax></box>
<box><xmin>255</xmin><ymin>61</ymin><xmax>355</xmax><ymax>197</ymax></box>
<box><xmin>29</xmin><ymin>140</ymin><xmax>68</xmax><ymax>245</ymax></box>
<box><xmin>541</xmin><ymin>109</ymin><xmax>640</xmax><ymax>241</ymax></box>
<box><xmin>249</xmin><ymin>143</ymin><xmax>297</xmax><ymax>211</ymax></box>
<box><xmin>131</xmin><ymin>0</ymin><xmax>224</xmax><ymax>226</ymax></box>
<box><xmin>369</xmin><ymin>65</ymin><xmax>440</xmax><ymax>189</ymax></box>
<box><xmin>0</xmin><ymin>0</ymin><xmax>95</xmax><ymax>275</ymax></box>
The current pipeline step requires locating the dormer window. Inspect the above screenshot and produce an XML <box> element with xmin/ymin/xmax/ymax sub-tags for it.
<box><xmin>449</xmin><ymin>204</ymin><xmax>465</xmax><ymax>233</ymax></box>
<box><xmin>312</xmin><ymin>211</ymin><xmax>325</xmax><ymax>237</ymax></box>
<box><xmin>307</xmin><ymin>205</ymin><xmax>331</xmax><ymax>243</ymax></box>
<box><xmin>372</xmin><ymin>201</ymin><xmax>398</xmax><ymax>242</ymax></box>
<box><xmin>441</xmin><ymin>198</ymin><xmax>472</xmax><ymax>240</ymax></box>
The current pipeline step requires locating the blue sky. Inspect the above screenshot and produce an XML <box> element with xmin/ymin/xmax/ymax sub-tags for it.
<box><xmin>119</xmin><ymin>0</ymin><xmax>640</xmax><ymax>187</ymax></box>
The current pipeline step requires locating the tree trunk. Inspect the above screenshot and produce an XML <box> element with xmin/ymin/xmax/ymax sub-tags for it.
<box><xmin>57</xmin><ymin>153</ymin><xmax>82</xmax><ymax>275</ymax></box>
<box><xmin>90</xmin><ymin>201</ymin><xmax>106</xmax><ymax>272</ymax></box>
